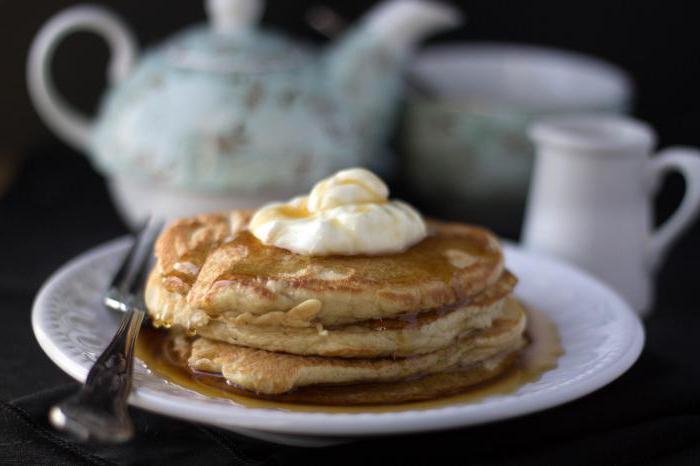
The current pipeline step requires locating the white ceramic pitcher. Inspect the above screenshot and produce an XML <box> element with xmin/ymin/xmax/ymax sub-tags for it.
<box><xmin>523</xmin><ymin>114</ymin><xmax>700</xmax><ymax>316</ymax></box>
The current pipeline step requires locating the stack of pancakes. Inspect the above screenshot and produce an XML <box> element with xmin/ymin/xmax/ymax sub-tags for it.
<box><xmin>145</xmin><ymin>210</ymin><xmax>527</xmax><ymax>404</ymax></box>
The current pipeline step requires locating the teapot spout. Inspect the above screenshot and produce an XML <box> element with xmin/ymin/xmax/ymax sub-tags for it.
<box><xmin>360</xmin><ymin>0</ymin><xmax>462</xmax><ymax>53</ymax></box>
<box><xmin>325</xmin><ymin>1</ymin><xmax>461</xmax><ymax>171</ymax></box>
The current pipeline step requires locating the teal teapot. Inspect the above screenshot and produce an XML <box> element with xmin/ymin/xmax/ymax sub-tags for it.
<box><xmin>28</xmin><ymin>0</ymin><xmax>460</xmax><ymax>223</ymax></box>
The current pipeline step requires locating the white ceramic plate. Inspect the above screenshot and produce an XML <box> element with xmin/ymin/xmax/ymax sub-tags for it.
<box><xmin>32</xmin><ymin>238</ymin><xmax>644</xmax><ymax>447</ymax></box>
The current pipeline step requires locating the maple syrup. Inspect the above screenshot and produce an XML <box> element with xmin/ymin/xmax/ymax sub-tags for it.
<box><xmin>135</xmin><ymin>305</ymin><xmax>562</xmax><ymax>413</ymax></box>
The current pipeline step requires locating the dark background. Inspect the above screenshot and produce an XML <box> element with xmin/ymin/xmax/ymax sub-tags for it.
<box><xmin>1</xmin><ymin>1</ymin><xmax>699</xmax><ymax>464</ymax></box>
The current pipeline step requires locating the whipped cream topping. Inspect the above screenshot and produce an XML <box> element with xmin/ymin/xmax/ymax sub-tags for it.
<box><xmin>249</xmin><ymin>168</ymin><xmax>427</xmax><ymax>255</ymax></box>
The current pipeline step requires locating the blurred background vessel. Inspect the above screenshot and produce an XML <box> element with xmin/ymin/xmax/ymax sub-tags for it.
<box><xmin>27</xmin><ymin>0</ymin><xmax>460</xmax><ymax>225</ymax></box>
<box><xmin>401</xmin><ymin>43</ymin><xmax>631</xmax><ymax>233</ymax></box>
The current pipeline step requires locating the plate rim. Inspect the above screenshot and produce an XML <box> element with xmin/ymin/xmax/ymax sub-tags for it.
<box><xmin>32</xmin><ymin>238</ymin><xmax>645</xmax><ymax>437</ymax></box>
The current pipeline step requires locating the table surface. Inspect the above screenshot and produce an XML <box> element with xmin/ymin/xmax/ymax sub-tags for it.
<box><xmin>1</xmin><ymin>147</ymin><xmax>699</xmax><ymax>465</ymax></box>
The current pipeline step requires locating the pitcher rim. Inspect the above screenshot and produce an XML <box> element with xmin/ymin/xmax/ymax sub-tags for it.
<box><xmin>529</xmin><ymin>114</ymin><xmax>656</xmax><ymax>154</ymax></box>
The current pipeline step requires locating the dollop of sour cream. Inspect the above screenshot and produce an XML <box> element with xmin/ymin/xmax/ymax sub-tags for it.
<box><xmin>249</xmin><ymin>168</ymin><xmax>427</xmax><ymax>255</ymax></box>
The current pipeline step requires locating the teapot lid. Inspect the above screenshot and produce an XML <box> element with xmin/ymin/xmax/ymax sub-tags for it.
<box><xmin>165</xmin><ymin>0</ymin><xmax>311</xmax><ymax>73</ymax></box>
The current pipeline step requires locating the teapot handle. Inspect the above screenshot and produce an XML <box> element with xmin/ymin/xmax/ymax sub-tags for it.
<box><xmin>647</xmin><ymin>147</ymin><xmax>700</xmax><ymax>270</ymax></box>
<box><xmin>27</xmin><ymin>5</ymin><xmax>138</xmax><ymax>151</ymax></box>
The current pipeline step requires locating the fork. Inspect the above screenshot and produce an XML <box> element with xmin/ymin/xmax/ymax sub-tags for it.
<box><xmin>49</xmin><ymin>218</ymin><xmax>162</xmax><ymax>443</ymax></box>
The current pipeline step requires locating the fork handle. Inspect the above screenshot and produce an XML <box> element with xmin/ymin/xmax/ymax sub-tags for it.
<box><xmin>50</xmin><ymin>309</ymin><xmax>145</xmax><ymax>442</ymax></box>
<box><xmin>84</xmin><ymin>307</ymin><xmax>144</xmax><ymax>399</ymax></box>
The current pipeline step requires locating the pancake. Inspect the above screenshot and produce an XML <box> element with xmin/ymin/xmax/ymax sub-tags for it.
<box><xmin>143</xmin><ymin>206</ymin><xmax>532</xmax><ymax>405</ymax></box>
<box><xmin>220</xmin><ymin>351</ymin><xmax>518</xmax><ymax>405</ymax></box>
<box><xmin>149</xmin><ymin>210</ymin><xmax>504</xmax><ymax>327</ymax></box>
<box><xmin>146</xmin><ymin>269</ymin><xmax>517</xmax><ymax>357</ymax></box>
<box><xmin>187</xmin><ymin>299</ymin><xmax>527</xmax><ymax>394</ymax></box>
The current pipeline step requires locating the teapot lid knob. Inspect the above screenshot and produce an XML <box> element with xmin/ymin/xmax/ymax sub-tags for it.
<box><xmin>206</xmin><ymin>0</ymin><xmax>264</xmax><ymax>33</ymax></box>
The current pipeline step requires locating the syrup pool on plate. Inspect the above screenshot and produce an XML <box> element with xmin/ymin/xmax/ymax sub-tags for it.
<box><xmin>135</xmin><ymin>303</ymin><xmax>563</xmax><ymax>414</ymax></box>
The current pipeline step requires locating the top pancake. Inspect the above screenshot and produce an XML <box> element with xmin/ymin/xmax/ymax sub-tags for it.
<box><xmin>152</xmin><ymin>210</ymin><xmax>504</xmax><ymax>326</ymax></box>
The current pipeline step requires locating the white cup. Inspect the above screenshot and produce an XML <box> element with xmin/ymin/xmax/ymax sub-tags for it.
<box><xmin>523</xmin><ymin>114</ymin><xmax>700</xmax><ymax>316</ymax></box>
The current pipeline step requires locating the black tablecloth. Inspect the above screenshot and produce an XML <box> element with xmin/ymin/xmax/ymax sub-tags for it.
<box><xmin>1</xmin><ymin>148</ymin><xmax>699</xmax><ymax>465</ymax></box>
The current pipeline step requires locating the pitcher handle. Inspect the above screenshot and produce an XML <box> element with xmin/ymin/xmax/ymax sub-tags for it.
<box><xmin>27</xmin><ymin>5</ymin><xmax>138</xmax><ymax>151</ymax></box>
<box><xmin>647</xmin><ymin>146</ymin><xmax>700</xmax><ymax>270</ymax></box>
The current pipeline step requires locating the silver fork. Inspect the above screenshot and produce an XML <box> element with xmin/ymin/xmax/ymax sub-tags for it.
<box><xmin>49</xmin><ymin>218</ymin><xmax>162</xmax><ymax>443</ymax></box>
